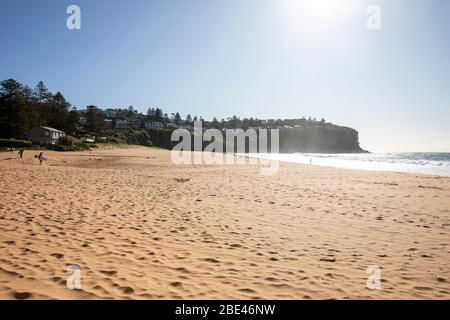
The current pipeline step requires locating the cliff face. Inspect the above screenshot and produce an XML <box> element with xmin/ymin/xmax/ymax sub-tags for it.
<box><xmin>278</xmin><ymin>126</ymin><xmax>366</xmax><ymax>153</ymax></box>
<box><xmin>146</xmin><ymin>124</ymin><xmax>367</xmax><ymax>154</ymax></box>
<box><xmin>221</xmin><ymin>125</ymin><xmax>366</xmax><ymax>154</ymax></box>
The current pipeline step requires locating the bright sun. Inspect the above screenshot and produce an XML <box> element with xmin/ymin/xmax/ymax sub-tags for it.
<box><xmin>287</xmin><ymin>0</ymin><xmax>358</xmax><ymax>31</ymax></box>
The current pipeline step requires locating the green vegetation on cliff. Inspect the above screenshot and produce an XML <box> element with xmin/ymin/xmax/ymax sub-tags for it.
<box><xmin>0</xmin><ymin>78</ymin><xmax>366</xmax><ymax>153</ymax></box>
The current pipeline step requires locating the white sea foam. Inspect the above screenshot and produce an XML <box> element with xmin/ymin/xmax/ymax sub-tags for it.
<box><xmin>245</xmin><ymin>152</ymin><xmax>450</xmax><ymax>177</ymax></box>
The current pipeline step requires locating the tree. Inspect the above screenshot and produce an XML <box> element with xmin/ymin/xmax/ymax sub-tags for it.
<box><xmin>147</xmin><ymin>107</ymin><xmax>155</xmax><ymax>120</ymax></box>
<box><xmin>125</xmin><ymin>106</ymin><xmax>137</xmax><ymax>127</ymax></box>
<box><xmin>229</xmin><ymin>115</ymin><xmax>240</xmax><ymax>128</ymax></box>
<box><xmin>85</xmin><ymin>105</ymin><xmax>105</xmax><ymax>133</ymax></box>
<box><xmin>154</xmin><ymin>108</ymin><xmax>163</xmax><ymax>122</ymax></box>
<box><xmin>174</xmin><ymin>112</ymin><xmax>181</xmax><ymax>125</ymax></box>
<box><xmin>28</xmin><ymin>81</ymin><xmax>54</xmax><ymax>128</ymax></box>
<box><xmin>163</xmin><ymin>113</ymin><xmax>170</xmax><ymax>126</ymax></box>
<box><xmin>49</xmin><ymin>92</ymin><xmax>70</xmax><ymax>131</ymax></box>
<box><xmin>0</xmin><ymin>79</ymin><xmax>28</xmax><ymax>139</ymax></box>
<box><xmin>0</xmin><ymin>78</ymin><xmax>23</xmax><ymax>101</ymax></box>
<box><xmin>185</xmin><ymin>114</ymin><xmax>192</xmax><ymax>123</ymax></box>
<box><xmin>22</xmin><ymin>86</ymin><xmax>34</xmax><ymax>102</ymax></box>
<box><xmin>34</xmin><ymin>81</ymin><xmax>52</xmax><ymax>103</ymax></box>
<box><xmin>127</xmin><ymin>106</ymin><xmax>136</xmax><ymax>117</ymax></box>
<box><xmin>211</xmin><ymin>117</ymin><xmax>219</xmax><ymax>128</ymax></box>
<box><xmin>66</xmin><ymin>107</ymin><xmax>80</xmax><ymax>134</ymax></box>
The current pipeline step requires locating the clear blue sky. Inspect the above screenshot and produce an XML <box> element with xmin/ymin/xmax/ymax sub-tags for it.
<box><xmin>0</xmin><ymin>0</ymin><xmax>449</xmax><ymax>152</ymax></box>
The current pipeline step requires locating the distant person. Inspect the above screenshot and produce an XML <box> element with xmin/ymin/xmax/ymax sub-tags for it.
<box><xmin>18</xmin><ymin>148</ymin><xmax>24</xmax><ymax>159</ymax></box>
<box><xmin>310</xmin><ymin>158</ymin><xmax>312</xmax><ymax>165</ymax></box>
<box><xmin>36</xmin><ymin>152</ymin><xmax>46</xmax><ymax>165</ymax></box>
<box><xmin>9</xmin><ymin>146</ymin><xmax>13</xmax><ymax>153</ymax></box>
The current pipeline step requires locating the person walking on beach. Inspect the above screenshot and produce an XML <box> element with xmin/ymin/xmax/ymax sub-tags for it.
<box><xmin>37</xmin><ymin>152</ymin><xmax>46</xmax><ymax>165</ymax></box>
<box><xmin>9</xmin><ymin>146</ymin><xmax>13</xmax><ymax>153</ymax></box>
<box><xmin>18</xmin><ymin>148</ymin><xmax>24</xmax><ymax>159</ymax></box>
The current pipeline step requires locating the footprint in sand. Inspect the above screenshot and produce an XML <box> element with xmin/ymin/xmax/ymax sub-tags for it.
<box><xmin>100</xmin><ymin>270</ymin><xmax>117</xmax><ymax>276</ymax></box>
<box><xmin>174</xmin><ymin>267</ymin><xmax>191</xmax><ymax>273</ymax></box>
<box><xmin>119</xmin><ymin>286</ymin><xmax>134</xmax><ymax>294</ymax></box>
<box><xmin>238</xmin><ymin>288</ymin><xmax>256</xmax><ymax>293</ymax></box>
<box><xmin>170</xmin><ymin>282</ymin><xmax>183</xmax><ymax>288</ymax></box>
<box><xmin>320</xmin><ymin>257</ymin><xmax>336</xmax><ymax>262</ymax></box>
<box><xmin>51</xmin><ymin>276</ymin><xmax>65</xmax><ymax>285</ymax></box>
<box><xmin>13</xmin><ymin>291</ymin><xmax>32</xmax><ymax>300</ymax></box>
<box><xmin>201</xmin><ymin>258</ymin><xmax>220</xmax><ymax>264</ymax></box>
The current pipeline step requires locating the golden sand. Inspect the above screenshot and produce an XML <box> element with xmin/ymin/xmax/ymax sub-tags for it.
<box><xmin>0</xmin><ymin>147</ymin><xmax>449</xmax><ymax>299</ymax></box>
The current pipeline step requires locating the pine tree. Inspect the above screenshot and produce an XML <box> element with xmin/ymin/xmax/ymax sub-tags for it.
<box><xmin>34</xmin><ymin>81</ymin><xmax>52</xmax><ymax>103</ymax></box>
<box><xmin>174</xmin><ymin>112</ymin><xmax>181</xmax><ymax>125</ymax></box>
<box><xmin>66</xmin><ymin>107</ymin><xmax>80</xmax><ymax>134</ymax></box>
<box><xmin>0</xmin><ymin>79</ymin><xmax>28</xmax><ymax>139</ymax></box>
<box><xmin>154</xmin><ymin>108</ymin><xmax>163</xmax><ymax>122</ymax></box>
<box><xmin>212</xmin><ymin>117</ymin><xmax>219</xmax><ymax>128</ymax></box>
<box><xmin>49</xmin><ymin>92</ymin><xmax>70</xmax><ymax>131</ymax></box>
<box><xmin>85</xmin><ymin>105</ymin><xmax>105</xmax><ymax>133</ymax></box>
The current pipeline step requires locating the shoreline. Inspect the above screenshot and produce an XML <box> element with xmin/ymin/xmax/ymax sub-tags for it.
<box><xmin>240</xmin><ymin>152</ymin><xmax>450</xmax><ymax>178</ymax></box>
<box><xmin>4</xmin><ymin>146</ymin><xmax>449</xmax><ymax>178</ymax></box>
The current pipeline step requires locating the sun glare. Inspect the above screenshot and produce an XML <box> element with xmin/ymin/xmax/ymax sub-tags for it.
<box><xmin>287</xmin><ymin>0</ymin><xmax>358</xmax><ymax>31</ymax></box>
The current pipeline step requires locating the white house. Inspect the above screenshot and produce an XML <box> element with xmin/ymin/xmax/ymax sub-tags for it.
<box><xmin>27</xmin><ymin>126</ymin><xmax>66</xmax><ymax>145</ymax></box>
<box><xmin>145</xmin><ymin>121</ymin><xmax>163</xmax><ymax>129</ymax></box>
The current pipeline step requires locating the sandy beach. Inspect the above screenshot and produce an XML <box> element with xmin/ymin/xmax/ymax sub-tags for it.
<box><xmin>0</xmin><ymin>147</ymin><xmax>449</xmax><ymax>299</ymax></box>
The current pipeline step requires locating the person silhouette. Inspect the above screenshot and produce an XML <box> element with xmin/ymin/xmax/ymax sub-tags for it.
<box><xmin>37</xmin><ymin>152</ymin><xmax>45</xmax><ymax>165</ymax></box>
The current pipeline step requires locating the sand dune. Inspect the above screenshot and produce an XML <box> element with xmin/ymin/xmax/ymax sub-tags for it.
<box><xmin>0</xmin><ymin>147</ymin><xmax>449</xmax><ymax>299</ymax></box>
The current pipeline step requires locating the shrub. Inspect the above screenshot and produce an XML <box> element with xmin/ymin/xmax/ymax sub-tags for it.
<box><xmin>0</xmin><ymin>138</ymin><xmax>32</xmax><ymax>148</ymax></box>
<box><xmin>54</xmin><ymin>145</ymin><xmax>69</xmax><ymax>151</ymax></box>
<box><xmin>59</xmin><ymin>135</ymin><xmax>78</xmax><ymax>146</ymax></box>
<box><xmin>41</xmin><ymin>141</ymin><xmax>91</xmax><ymax>152</ymax></box>
<box><xmin>106</xmin><ymin>136</ymin><xmax>123</xmax><ymax>144</ymax></box>
<box><xmin>73</xmin><ymin>141</ymin><xmax>91</xmax><ymax>151</ymax></box>
<box><xmin>126</xmin><ymin>130</ymin><xmax>153</xmax><ymax>146</ymax></box>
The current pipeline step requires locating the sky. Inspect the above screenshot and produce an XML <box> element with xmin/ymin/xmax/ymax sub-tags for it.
<box><xmin>0</xmin><ymin>0</ymin><xmax>449</xmax><ymax>152</ymax></box>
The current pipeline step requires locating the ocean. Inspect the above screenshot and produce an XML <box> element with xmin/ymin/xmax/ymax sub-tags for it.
<box><xmin>247</xmin><ymin>152</ymin><xmax>450</xmax><ymax>177</ymax></box>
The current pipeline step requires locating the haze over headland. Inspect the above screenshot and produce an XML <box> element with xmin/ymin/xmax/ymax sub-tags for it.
<box><xmin>0</xmin><ymin>0</ymin><xmax>449</xmax><ymax>152</ymax></box>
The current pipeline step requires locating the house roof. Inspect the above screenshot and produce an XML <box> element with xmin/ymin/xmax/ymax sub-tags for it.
<box><xmin>35</xmin><ymin>126</ymin><xmax>65</xmax><ymax>133</ymax></box>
